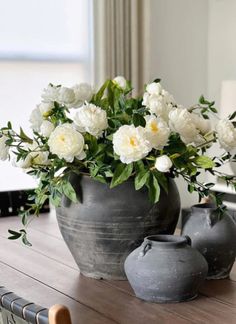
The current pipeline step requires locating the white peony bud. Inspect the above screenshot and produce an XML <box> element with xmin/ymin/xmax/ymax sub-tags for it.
<box><xmin>113</xmin><ymin>76</ymin><xmax>127</xmax><ymax>90</ymax></box>
<box><xmin>74</xmin><ymin>103</ymin><xmax>108</xmax><ymax>137</ymax></box>
<box><xmin>70</xmin><ymin>83</ymin><xmax>94</xmax><ymax>108</ymax></box>
<box><xmin>112</xmin><ymin>125</ymin><xmax>152</xmax><ymax>164</ymax></box>
<box><xmin>29</xmin><ymin>107</ymin><xmax>43</xmax><ymax>132</ymax></box>
<box><xmin>48</xmin><ymin>123</ymin><xmax>85</xmax><ymax>162</ymax></box>
<box><xmin>40</xmin><ymin>120</ymin><xmax>55</xmax><ymax>137</ymax></box>
<box><xmin>146</xmin><ymin>82</ymin><xmax>162</xmax><ymax>95</ymax></box>
<box><xmin>216</xmin><ymin>119</ymin><xmax>236</xmax><ymax>152</ymax></box>
<box><xmin>58</xmin><ymin>87</ymin><xmax>75</xmax><ymax>105</ymax></box>
<box><xmin>145</xmin><ymin>115</ymin><xmax>170</xmax><ymax>149</ymax></box>
<box><xmin>0</xmin><ymin>135</ymin><xmax>9</xmax><ymax>161</ymax></box>
<box><xmin>155</xmin><ymin>155</ymin><xmax>172</xmax><ymax>173</ymax></box>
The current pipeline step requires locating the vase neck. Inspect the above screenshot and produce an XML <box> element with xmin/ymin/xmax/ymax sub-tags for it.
<box><xmin>144</xmin><ymin>235</ymin><xmax>189</xmax><ymax>249</ymax></box>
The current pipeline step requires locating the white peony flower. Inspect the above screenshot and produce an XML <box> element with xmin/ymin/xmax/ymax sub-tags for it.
<box><xmin>12</xmin><ymin>154</ymin><xmax>32</xmax><ymax>169</ymax></box>
<box><xmin>38</xmin><ymin>102</ymin><xmax>54</xmax><ymax>117</ymax></box>
<box><xmin>0</xmin><ymin>135</ymin><xmax>9</xmax><ymax>161</ymax></box>
<box><xmin>40</xmin><ymin>120</ymin><xmax>55</xmax><ymax>137</ymax></box>
<box><xmin>112</xmin><ymin>125</ymin><xmax>152</xmax><ymax>164</ymax></box>
<box><xmin>29</xmin><ymin>106</ymin><xmax>44</xmax><ymax>132</ymax></box>
<box><xmin>13</xmin><ymin>142</ymin><xmax>50</xmax><ymax>169</ymax></box>
<box><xmin>191</xmin><ymin>113</ymin><xmax>211</xmax><ymax>135</ymax></box>
<box><xmin>113</xmin><ymin>76</ymin><xmax>127</xmax><ymax>90</ymax></box>
<box><xmin>57</xmin><ymin>87</ymin><xmax>75</xmax><ymax>105</ymax></box>
<box><xmin>48</xmin><ymin>123</ymin><xmax>85</xmax><ymax>162</ymax></box>
<box><xmin>169</xmin><ymin>108</ymin><xmax>208</xmax><ymax>145</ymax></box>
<box><xmin>155</xmin><ymin>155</ymin><xmax>173</xmax><ymax>173</ymax></box>
<box><xmin>70</xmin><ymin>83</ymin><xmax>94</xmax><ymax>108</ymax></box>
<box><xmin>216</xmin><ymin>119</ymin><xmax>236</xmax><ymax>152</ymax></box>
<box><xmin>41</xmin><ymin>84</ymin><xmax>60</xmax><ymax>103</ymax></box>
<box><xmin>31</xmin><ymin>150</ymin><xmax>50</xmax><ymax>166</ymax></box>
<box><xmin>74</xmin><ymin>103</ymin><xmax>108</xmax><ymax>137</ymax></box>
<box><xmin>142</xmin><ymin>83</ymin><xmax>175</xmax><ymax>121</ymax></box>
<box><xmin>145</xmin><ymin>115</ymin><xmax>170</xmax><ymax>149</ymax></box>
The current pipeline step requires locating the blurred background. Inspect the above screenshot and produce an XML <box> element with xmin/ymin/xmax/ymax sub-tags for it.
<box><xmin>0</xmin><ymin>0</ymin><xmax>235</xmax><ymax>208</ymax></box>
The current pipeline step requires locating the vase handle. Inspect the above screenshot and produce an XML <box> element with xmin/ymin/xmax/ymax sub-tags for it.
<box><xmin>139</xmin><ymin>242</ymin><xmax>152</xmax><ymax>257</ymax></box>
<box><xmin>184</xmin><ymin>235</ymin><xmax>192</xmax><ymax>246</ymax></box>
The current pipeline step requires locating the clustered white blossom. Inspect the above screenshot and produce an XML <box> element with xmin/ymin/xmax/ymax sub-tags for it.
<box><xmin>142</xmin><ymin>82</ymin><xmax>176</xmax><ymax>121</ymax></box>
<box><xmin>7</xmin><ymin>78</ymin><xmax>236</xmax><ymax>175</ymax></box>
<box><xmin>169</xmin><ymin>107</ymin><xmax>210</xmax><ymax>145</ymax></box>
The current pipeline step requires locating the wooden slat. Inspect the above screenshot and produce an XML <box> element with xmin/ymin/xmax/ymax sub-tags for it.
<box><xmin>0</xmin><ymin>262</ymin><xmax>114</xmax><ymax>324</ymax></box>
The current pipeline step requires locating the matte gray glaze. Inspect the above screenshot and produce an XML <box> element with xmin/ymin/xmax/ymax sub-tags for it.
<box><xmin>56</xmin><ymin>174</ymin><xmax>180</xmax><ymax>280</ymax></box>
<box><xmin>181</xmin><ymin>203</ymin><xmax>236</xmax><ymax>279</ymax></box>
<box><xmin>124</xmin><ymin>235</ymin><xmax>208</xmax><ymax>303</ymax></box>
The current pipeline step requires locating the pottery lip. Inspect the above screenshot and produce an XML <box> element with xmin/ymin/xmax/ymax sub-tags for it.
<box><xmin>191</xmin><ymin>203</ymin><xmax>219</xmax><ymax>214</ymax></box>
<box><xmin>144</xmin><ymin>235</ymin><xmax>190</xmax><ymax>248</ymax></box>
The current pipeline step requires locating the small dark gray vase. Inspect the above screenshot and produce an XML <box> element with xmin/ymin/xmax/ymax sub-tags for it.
<box><xmin>56</xmin><ymin>174</ymin><xmax>180</xmax><ymax>280</ymax></box>
<box><xmin>124</xmin><ymin>235</ymin><xmax>208</xmax><ymax>303</ymax></box>
<box><xmin>181</xmin><ymin>203</ymin><xmax>236</xmax><ymax>279</ymax></box>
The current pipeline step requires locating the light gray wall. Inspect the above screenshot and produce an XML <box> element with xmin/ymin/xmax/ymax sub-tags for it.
<box><xmin>208</xmin><ymin>0</ymin><xmax>236</xmax><ymax>109</ymax></box>
<box><xmin>148</xmin><ymin>0</ymin><xmax>209</xmax><ymax>208</ymax></box>
<box><xmin>149</xmin><ymin>0</ymin><xmax>208</xmax><ymax>107</ymax></box>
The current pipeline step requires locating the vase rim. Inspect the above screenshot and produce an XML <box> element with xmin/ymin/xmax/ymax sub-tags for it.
<box><xmin>144</xmin><ymin>234</ymin><xmax>188</xmax><ymax>247</ymax></box>
<box><xmin>191</xmin><ymin>203</ymin><xmax>218</xmax><ymax>212</ymax></box>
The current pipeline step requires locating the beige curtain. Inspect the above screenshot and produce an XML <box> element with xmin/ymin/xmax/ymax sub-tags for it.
<box><xmin>93</xmin><ymin>0</ymin><xmax>150</xmax><ymax>94</ymax></box>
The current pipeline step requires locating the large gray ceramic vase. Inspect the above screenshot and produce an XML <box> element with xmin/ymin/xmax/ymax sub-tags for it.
<box><xmin>56</xmin><ymin>174</ymin><xmax>180</xmax><ymax>280</ymax></box>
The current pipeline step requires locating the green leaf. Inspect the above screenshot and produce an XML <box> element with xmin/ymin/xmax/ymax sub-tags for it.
<box><xmin>153</xmin><ymin>170</ymin><xmax>168</xmax><ymax>193</ymax></box>
<box><xmin>110</xmin><ymin>163</ymin><xmax>133</xmax><ymax>188</ymax></box>
<box><xmin>135</xmin><ymin>170</ymin><xmax>150</xmax><ymax>190</ymax></box>
<box><xmin>62</xmin><ymin>182</ymin><xmax>77</xmax><ymax>203</ymax></box>
<box><xmin>21</xmin><ymin>233</ymin><xmax>32</xmax><ymax>246</ymax></box>
<box><xmin>19</xmin><ymin>127</ymin><xmax>33</xmax><ymax>144</ymax></box>
<box><xmin>147</xmin><ymin>174</ymin><xmax>160</xmax><ymax>203</ymax></box>
<box><xmin>8</xmin><ymin>230</ymin><xmax>22</xmax><ymax>240</ymax></box>
<box><xmin>193</xmin><ymin>156</ymin><xmax>215</xmax><ymax>169</ymax></box>
<box><xmin>133</xmin><ymin>114</ymin><xmax>146</xmax><ymax>127</ymax></box>
<box><xmin>93</xmin><ymin>80</ymin><xmax>110</xmax><ymax>102</ymax></box>
<box><xmin>229</xmin><ymin>111</ymin><xmax>236</xmax><ymax>120</ymax></box>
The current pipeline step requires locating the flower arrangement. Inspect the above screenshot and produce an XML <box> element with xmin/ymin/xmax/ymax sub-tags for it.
<box><xmin>1</xmin><ymin>76</ymin><xmax>236</xmax><ymax>245</ymax></box>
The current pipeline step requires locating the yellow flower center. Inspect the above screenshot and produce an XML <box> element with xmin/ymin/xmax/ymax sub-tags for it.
<box><xmin>150</xmin><ymin>121</ymin><xmax>158</xmax><ymax>133</ymax></box>
<box><xmin>130</xmin><ymin>136</ymin><xmax>137</xmax><ymax>147</ymax></box>
<box><xmin>59</xmin><ymin>135</ymin><xmax>66</xmax><ymax>142</ymax></box>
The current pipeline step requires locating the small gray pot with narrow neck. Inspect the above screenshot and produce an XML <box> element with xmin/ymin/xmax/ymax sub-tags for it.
<box><xmin>124</xmin><ymin>235</ymin><xmax>208</xmax><ymax>302</ymax></box>
<box><xmin>181</xmin><ymin>203</ymin><xmax>236</xmax><ymax>279</ymax></box>
<box><xmin>56</xmin><ymin>174</ymin><xmax>180</xmax><ymax>280</ymax></box>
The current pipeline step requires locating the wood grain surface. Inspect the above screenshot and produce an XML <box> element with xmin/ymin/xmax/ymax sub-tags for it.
<box><xmin>0</xmin><ymin>212</ymin><xmax>235</xmax><ymax>324</ymax></box>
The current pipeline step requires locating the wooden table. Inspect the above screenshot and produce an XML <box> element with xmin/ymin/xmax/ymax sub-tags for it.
<box><xmin>0</xmin><ymin>212</ymin><xmax>236</xmax><ymax>324</ymax></box>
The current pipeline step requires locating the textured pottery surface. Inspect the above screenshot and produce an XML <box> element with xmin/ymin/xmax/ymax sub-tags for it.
<box><xmin>56</xmin><ymin>174</ymin><xmax>180</xmax><ymax>280</ymax></box>
<box><xmin>124</xmin><ymin>235</ymin><xmax>208</xmax><ymax>303</ymax></box>
<box><xmin>181</xmin><ymin>203</ymin><xmax>236</xmax><ymax>279</ymax></box>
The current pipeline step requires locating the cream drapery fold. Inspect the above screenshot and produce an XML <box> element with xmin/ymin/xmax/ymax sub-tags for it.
<box><xmin>92</xmin><ymin>0</ymin><xmax>150</xmax><ymax>94</ymax></box>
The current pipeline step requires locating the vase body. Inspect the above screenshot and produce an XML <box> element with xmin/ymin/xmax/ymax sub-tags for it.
<box><xmin>124</xmin><ymin>235</ymin><xmax>208</xmax><ymax>302</ymax></box>
<box><xmin>56</xmin><ymin>174</ymin><xmax>180</xmax><ymax>280</ymax></box>
<box><xmin>181</xmin><ymin>203</ymin><xmax>236</xmax><ymax>279</ymax></box>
